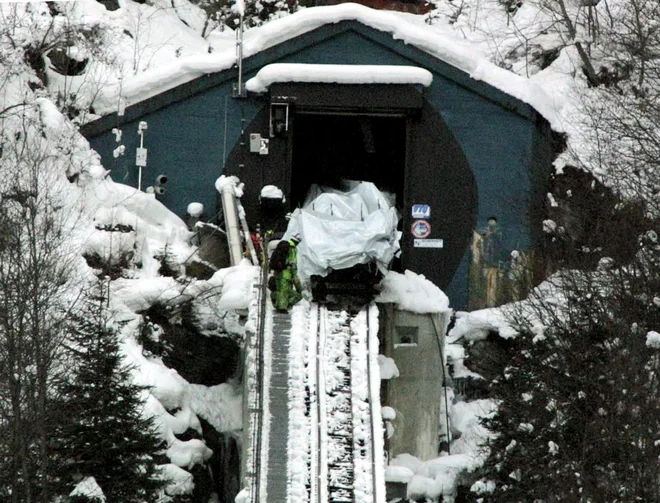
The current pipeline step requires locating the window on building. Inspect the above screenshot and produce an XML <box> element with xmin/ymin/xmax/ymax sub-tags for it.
<box><xmin>394</xmin><ymin>325</ymin><xmax>418</xmax><ymax>348</ymax></box>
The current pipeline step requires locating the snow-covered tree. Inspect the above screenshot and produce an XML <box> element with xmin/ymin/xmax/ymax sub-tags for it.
<box><xmin>192</xmin><ymin>0</ymin><xmax>298</xmax><ymax>36</ymax></box>
<box><xmin>51</xmin><ymin>290</ymin><xmax>168</xmax><ymax>502</ymax></box>
<box><xmin>476</xmin><ymin>225</ymin><xmax>660</xmax><ymax>501</ymax></box>
<box><xmin>0</xmin><ymin>106</ymin><xmax>89</xmax><ymax>503</ymax></box>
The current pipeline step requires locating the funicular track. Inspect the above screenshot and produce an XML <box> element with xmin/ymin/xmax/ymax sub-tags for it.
<box><xmin>307</xmin><ymin>302</ymin><xmax>386</xmax><ymax>503</ymax></box>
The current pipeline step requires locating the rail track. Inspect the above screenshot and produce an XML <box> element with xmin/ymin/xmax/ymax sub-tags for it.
<box><xmin>307</xmin><ymin>302</ymin><xmax>386</xmax><ymax>503</ymax></box>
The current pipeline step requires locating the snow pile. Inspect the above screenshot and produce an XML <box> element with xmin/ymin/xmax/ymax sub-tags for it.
<box><xmin>110</xmin><ymin>260</ymin><xmax>256</xmax><ymax>313</ymax></box>
<box><xmin>378</xmin><ymin>355</ymin><xmax>400</xmax><ymax>379</ymax></box>
<box><xmin>187</xmin><ymin>202</ymin><xmax>204</xmax><ymax>217</ymax></box>
<box><xmin>381</xmin><ymin>406</ymin><xmax>396</xmax><ymax>421</ymax></box>
<box><xmin>449</xmin><ymin>307</ymin><xmax>519</xmax><ymax>341</ymax></box>
<box><xmin>284</xmin><ymin>182</ymin><xmax>400</xmax><ymax>282</ymax></box>
<box><xmin>260</xmin><ymin>184</ymin><xmax>285</xmax><ymax>200</ymax></box>
<box><xmin>646</xmin><ymin>331</ymin><xmax>660</xmax><ymax>349</ymax></box>
<box><xmin>159</xmin><ymin>464</ymin><xmax>195</xmax><ymax>496</ymax></box>
<box><xmin>215</xmin><ymin>174</ymin><xmax>245</xmax><ymax>197</ymax></box>
<box><xmin>167</xmin><ymin>438</ymin><xmax>213</xmax><ymax>470</ymax></box>
<box><xmin>83</xmin><ymin>178</ymin><xmax>193</xmax><ymax>277</ymax></box>
<box><xmin>388</xmin><ymin>398</ymin><xmax>496</xmax><ymax>501</ymax></box>
<box><xmin>445</xmin><ymin>343</ymin><xmax>482</xmax><ymax>379</ymax></box>
<box><xmin>246</xmin><ymin>63</ymin><xmax>433</xmax><ymax>92</ymax></box>
<box><xmin>70</xmin><ymin>477</ymin><xmax>105</xmax><ymax>501</ymax></box>
<box><xmin>385</xmin><ymin>465</ymin><xmax>414</xmax><ymax>484</ymax></box>
<box><xmin>376</xmin><ymin>270</ymin><xmax>450</xmax><ymax>314</ymax></box>
<box><xmin>121</xmin><ymin>330</ymin><xmax>243</xmax><ymax>432</ymax></box>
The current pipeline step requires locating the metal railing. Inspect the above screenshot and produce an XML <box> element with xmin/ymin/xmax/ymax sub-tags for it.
<box><xmin>246</xmin><ymin>259</ymin><xmax>268</xmax><ymax>502</ymax></box>
<box><xmin>366</xmin><ymin>304</ymin><xmax>387</xmax><ymax>503</ymax></box>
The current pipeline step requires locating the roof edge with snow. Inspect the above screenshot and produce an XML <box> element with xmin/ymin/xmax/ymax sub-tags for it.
<box><xmin>82</xmin><ymin>3</ymin><xmax>561</xmax><ymax>136</ymax></box>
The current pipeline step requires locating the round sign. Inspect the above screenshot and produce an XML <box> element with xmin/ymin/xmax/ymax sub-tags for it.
<box><xmin>411</xmin><ymin>219</ymin><xmax>432</xmax><ymax>239</ymax></box>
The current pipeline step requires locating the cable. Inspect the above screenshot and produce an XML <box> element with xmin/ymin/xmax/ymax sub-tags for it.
<box><xmin>430</xmin><ymin>313</ymin><xmax>452</xmax><ymax>455</ymax></box>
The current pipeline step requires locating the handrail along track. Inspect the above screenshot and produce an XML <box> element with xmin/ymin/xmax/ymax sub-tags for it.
<box><xmin>247</xmin><ymin>256</ymin><xmax>269</xmax><ymax>502</ymax></box>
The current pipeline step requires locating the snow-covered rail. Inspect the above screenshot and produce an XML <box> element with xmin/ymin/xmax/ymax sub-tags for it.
<box><xmin>243</xmin><ymin>261</ymin><xmax>269</xmax><ymax>503</ymax></box>
<box><xmin>306</xmin><ymin>303</ymin><xmax>386</xmax><ymax>503</ymax></box>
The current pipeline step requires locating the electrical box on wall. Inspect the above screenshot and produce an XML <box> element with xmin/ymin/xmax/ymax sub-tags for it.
<box><xmin>249</xmin><ymin>133</ymin><xmax>269</xmax><ymax>155</ymax></box>
<box><xmin>249</xmin><ymin>133</ymin><xmax>261</xmax><ymax>152</ymax></box>
<box><xmin>135</xmin><ymin>147</ymin><xmax>148</xmax><ymax>167</ymax></box>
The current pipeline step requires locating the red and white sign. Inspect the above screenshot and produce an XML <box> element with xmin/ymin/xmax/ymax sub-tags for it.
<box><xmin>411</xmin><ymin>219</ymin><xmax>431</xmax><ymax>239</ymax></box>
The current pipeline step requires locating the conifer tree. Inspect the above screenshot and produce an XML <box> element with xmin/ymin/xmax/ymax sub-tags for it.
<box><xmin>52</xmin><ymin>291</ymin><xmax>168</xmax><ymax>502</ymax></box>
<box><xmin>475</xmin><ymin>228</ymin><xmax>660</xmax><ymax>502</ymax></box>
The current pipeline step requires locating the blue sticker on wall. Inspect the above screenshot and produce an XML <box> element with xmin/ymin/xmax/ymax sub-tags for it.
<box><xmin>412</xmin><ymin>204</ymin><xmax>431</xmax><ymax>219</ymax></box>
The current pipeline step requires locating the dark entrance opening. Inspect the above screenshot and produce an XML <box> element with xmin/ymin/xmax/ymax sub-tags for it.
<box><xmin>290</xmin><ymin>113</ymin><xmax>407</xmax><ymax>209</ymax></box>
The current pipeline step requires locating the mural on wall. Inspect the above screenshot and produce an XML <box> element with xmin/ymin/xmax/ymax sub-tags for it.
<box><xmin>468</xmin><ymin>217</ymin><xmax>538</xmax><ymax>310</ymax></box>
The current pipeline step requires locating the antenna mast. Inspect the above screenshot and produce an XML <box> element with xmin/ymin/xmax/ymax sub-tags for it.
<box><xmin>235</xmin><ymin>0</ymin><xmax>246</xmax><ymax>97</ymax></box>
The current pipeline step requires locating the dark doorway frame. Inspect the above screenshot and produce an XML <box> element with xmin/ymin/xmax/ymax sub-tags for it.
<box><xmin>288</xmin><ymin>111</ymin><xmax>409</xmax><ymax>212</ymax></box>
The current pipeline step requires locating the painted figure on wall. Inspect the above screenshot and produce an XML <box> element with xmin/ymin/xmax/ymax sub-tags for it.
<box><xmin>469</xmin><ymin>217</ymin><xmax>542</xmax><ymax>310</ymax></box>
<box><xmin>469</xmin><ymin>216</ymin><xmax>508</xmax><ymax>309</ymax></box>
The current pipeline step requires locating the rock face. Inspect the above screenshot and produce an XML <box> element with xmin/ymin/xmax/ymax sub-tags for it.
<box><xmin>200</xmin><ymin>418</ymin><xmax>241</xmax><ymax>503</ymax></box>
<box><xmin>142</xmin><ymin>303</ymin><xmax>242</xmax><ymax>502</ymax></box>
<box><xmin>143</xmin><ymin>304</ymin><xmax>240</xmax><ymax>385</ymax></box>
<box><xmin>96</xmin><ymin>0</ymin><xmax>120</xmax><ymax>10</ymax></box>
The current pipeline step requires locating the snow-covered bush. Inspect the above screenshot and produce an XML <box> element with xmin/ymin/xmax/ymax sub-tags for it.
<box><xmin>476</xmin><ymin>227</ymin><xmax>660</xmax><ymax>501</ymax></box>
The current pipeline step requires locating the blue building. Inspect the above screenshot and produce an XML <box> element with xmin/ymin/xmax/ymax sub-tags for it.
<box><xmin>82</xmin><ymin>4</ymin><xmax>559</xmax><ymax>310</ymax></box>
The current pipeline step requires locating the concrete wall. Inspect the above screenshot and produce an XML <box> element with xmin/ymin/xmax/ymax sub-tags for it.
<box><xmin>379</xmin><ymin>304</ymin><xmax>450</xmax><ymax>461</ymax></box>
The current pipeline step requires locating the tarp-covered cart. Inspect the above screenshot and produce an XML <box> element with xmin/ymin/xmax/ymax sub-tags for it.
<box><xmin>283</xmin><ymin>181</ymin><xmax>401</xmax><ymax>301</ymax></box>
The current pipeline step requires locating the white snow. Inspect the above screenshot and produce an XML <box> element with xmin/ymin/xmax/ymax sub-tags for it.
<box><xmin>446</xmin><ymin>343</ymin><xmax>482</xmax><ymax>379</ymax></box>
<box><xmin>90</xmin><ymin>3</ymin><xmax>559</xmax><ymax>128</ymax></box>
<box><xmin>187</xmin><ymin>202</ymin><xmax>204</xmax><ymax>217</ymax></box>
<box><xmin>448</xmin><ymin>307</ymin><xmax>519</xmax><ymax>342</ymax></box>
<box><xmin>646</xmin><ymin>331</ymin><xmax>660</xmax><ymax>349</ymax></box>
<box><xmin>215</xmin><ymin>175</ymin><xmax>245</xmax><ymax>198</ymax></box>
<box><xmin>385</xmin><ymin>465</ymin><xmax>414</xmax><ymax>483</ymax></box>
<box><xmin>110</xmin><ymin>260</ymin><xmax>256</xmax><ymax>312</ymax></box>
<box><xmin>235</xmin><ymin>487</ymin><xmax>249</xmax><ymax>503</ymax></box>
<box><xmin>287</xmin><ymin>300</ymin><xmax>312</xmax><ymax>502</ymax></box>
<box><xmin>70</xmin><ymin>477</ymin><xmax>105</xmax><ymax>501</ymax></box>
<box><xmin>387</xmin><ymin>396</ymin><xmax>497</xmax><ymax>501</ymax></box>
<box><xmin>376</xmin><ymin>269</ymin><xmax>450</xmax><ymax>314</ymax></box>
<box><xmin>381</xmin><ymin>406</ymin><xmax>396</xmax><ymax>421</ymax></box>
<box><xmin>377</xmin><ymin>355</ymin><xmax>400</xmax><ymax>380</ymax></box>
<box><xmin>160</xmin><ymin>464</ymin><xmax>195</xmax><ymax>495</ymax></box>
<box><xmin>233</xmin><ymin>0</ymin><xmax>246</xmax><ymax>17</ymax></box>
<box><xmin>245</xmin><ymin>63</ymin><xmax>433</xmax><ymax>93</ymax></box>
<box><xmin>260</xmin><ymin>184</ymin><xmax>285</xmax><ymax>200</ymax></box>
<box><xmin>167</xmin><ymin>438</ymin><xmax>213</xmax><ymax>469</ymax></box>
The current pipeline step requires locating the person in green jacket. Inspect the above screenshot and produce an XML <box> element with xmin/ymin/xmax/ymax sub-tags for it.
<box><xmin>269</xmin><ymin>234</ymin><xmax>302</xmax><ymax>312</ymax></box>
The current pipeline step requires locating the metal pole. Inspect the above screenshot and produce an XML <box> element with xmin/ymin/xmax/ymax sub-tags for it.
<box><xmin>237</xmin><ymin>11</ymin><xmax>245</xmax><ymax>97</ymax></box>
<box><xmin>137</xmin><ymin>132</ymin><xmax>144</xmax><ymax>191</ymax></box>
<box><xmin>220</xmin><ymin>184</ymin><xmax>244</xmax><ymax>266</ymax></box>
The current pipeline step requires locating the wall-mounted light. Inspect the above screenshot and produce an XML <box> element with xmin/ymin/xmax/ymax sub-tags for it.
<box><xmin>270</xmin><ymin>103</ymin><xmax>289</xmax><ymax>138</ymax></box>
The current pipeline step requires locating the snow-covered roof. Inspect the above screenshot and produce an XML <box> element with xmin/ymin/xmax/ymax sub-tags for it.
<box><xmin>245</xmin><ymin>63</ymin><xmax>433</xmax><ymax>93</ymax></box>
<box><xmin>92</xmin><ymin>3</ymin><xmax>559</xmax><ymax>128</ymax></box>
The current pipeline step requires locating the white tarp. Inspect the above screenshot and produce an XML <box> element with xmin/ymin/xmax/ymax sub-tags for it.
<box><xmin>283</xmin><ymin>181</ymin><xmax>400</xmax><ymax>282</ymax></box>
